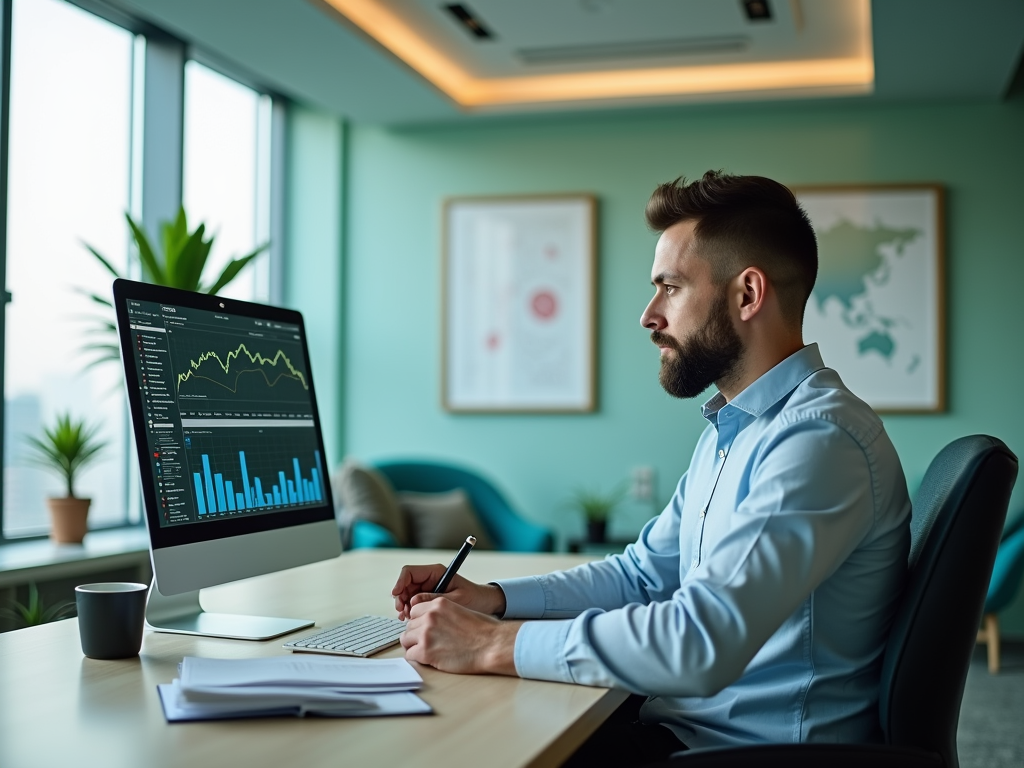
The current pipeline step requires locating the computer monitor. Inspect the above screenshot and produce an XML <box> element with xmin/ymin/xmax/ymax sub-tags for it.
<box><xmin>113</xmin><ymin>279</ymin><xmax>341</xmax><ymax>640</ymax></box>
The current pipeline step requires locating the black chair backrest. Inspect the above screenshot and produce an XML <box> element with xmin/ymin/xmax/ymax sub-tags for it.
<box><xmin>879</xmin><ymin>435</ymin><xmax>1018</xmax><ymax>768</ymax></box>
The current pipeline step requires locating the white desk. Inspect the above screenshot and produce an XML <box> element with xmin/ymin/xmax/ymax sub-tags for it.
<box><xmin>0</xmin><ymin>549</ymin><xmax>627</xmax><ymax>768</ymax></box>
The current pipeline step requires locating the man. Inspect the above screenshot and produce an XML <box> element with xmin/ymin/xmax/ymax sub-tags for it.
<box><xmin>392</xmin><ymin>171</ymin><xmax>911</xmax><ymax>763</ymax></box>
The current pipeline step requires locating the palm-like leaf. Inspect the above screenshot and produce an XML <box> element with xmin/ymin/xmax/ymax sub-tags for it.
<box><xmin>0</xmin><ymin>584</ymin><xmax>76</xmax><ymax>628</ymax></box>
<box><xmin>176</xmin><ymin>223</ymin><xmax>214</xmax><ymax>291</ymax></box>
<box><xmin>126</xmin><ymin>213</ymin><xmax>165</xmax><ymax>285</ymax></box>
<box><xmin>24</xmin><ymin>412</ymin><xmax>108</xmax><ymax>497</ymax></box>
<box><xmin>76</xmin><ymin>289</ymin><xmax>114</xmax><ymax>309</ymax></box>
<box><xmin>83</xmin><ymin>243</ymin><xmax>122</xmax><ymax>278</ymax></box>
<box><xmin>80</xmin><ymin>206</ymin><xmax>267</xmax><ymax>369</ymax></box>
<box><xmin>203</xmin><ymin>243</ymin><xmax>268</xmax><ymax>295</ymax></box>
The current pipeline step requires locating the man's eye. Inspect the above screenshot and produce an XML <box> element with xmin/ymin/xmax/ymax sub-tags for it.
<box><xmin>664</xmin><ymin>285</ymin><xmax>677</xmax><ymax>296</ymax></box>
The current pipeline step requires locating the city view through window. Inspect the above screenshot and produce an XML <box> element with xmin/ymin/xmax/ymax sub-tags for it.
<box><xmin>3</xmin><ymin>1</ymin><xmax>270</xmax><ymax>537</ymax></box>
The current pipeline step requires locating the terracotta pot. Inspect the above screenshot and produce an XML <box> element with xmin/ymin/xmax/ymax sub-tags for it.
<box><xmin>46</xmin><ymin>497</ymin><xmax>91</xmax><ymax>544</ymax></box>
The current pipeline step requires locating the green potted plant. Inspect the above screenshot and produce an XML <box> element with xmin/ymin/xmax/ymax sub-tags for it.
<box><xmin>570</xmin><ymin>484</ymin><xmax>626</xmax><ymax>544</ymax></box>
<box><xmin>24</xmin><ymin>412</ymin><xmax>108</xmax><ymax>544</ymax></box>
<box><xmin>81</xmin><ymin>207</ymin><xmax>268</xmax><ymax>366</ymax></box>
<box><xmin>0</xmin><ymin>583</ymin><xmax>76</xmax><ymax>629</ymax></box>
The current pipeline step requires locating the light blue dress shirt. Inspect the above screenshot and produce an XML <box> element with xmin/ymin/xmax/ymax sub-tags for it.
<box><xmin>496</xmin><ymin>344</ymin><xmax>911</xmax><ymax>749</ymax></box>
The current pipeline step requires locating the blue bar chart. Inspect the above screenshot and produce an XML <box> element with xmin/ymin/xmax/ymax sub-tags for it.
<box><xmin>192</xmin><ymin>449</ymin><xmax>324</xmax><ymax>514</ymax></box>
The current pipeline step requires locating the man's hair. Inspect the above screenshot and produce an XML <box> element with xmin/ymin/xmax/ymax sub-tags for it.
<box><xmin>645</xmin><ymin>171</ymin><xmax>818</xmax><ymax>326</ymax></box>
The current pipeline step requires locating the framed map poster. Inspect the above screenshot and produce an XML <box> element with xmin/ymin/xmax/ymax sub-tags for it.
<box><xmin>443</xmin><ymin>195</ymin><xmax>596</xmax><ymax>412</ymax></box>
<box><xmin>794</xmin><ymin>185</ymin><xmax>945</xmax><ymax>413</ymax></box>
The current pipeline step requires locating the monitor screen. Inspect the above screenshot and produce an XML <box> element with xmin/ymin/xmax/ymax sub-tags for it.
<box><xmin>115</xmin><ymin>281</ymin><xmax>336</xmax><ymax>551</ymax></box>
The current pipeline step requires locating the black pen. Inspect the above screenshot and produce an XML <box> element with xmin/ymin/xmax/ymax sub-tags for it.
<box><xmin>432</xmin><ymin>535</ymin><xmax>476</xmax><ymax>594</ymax></box>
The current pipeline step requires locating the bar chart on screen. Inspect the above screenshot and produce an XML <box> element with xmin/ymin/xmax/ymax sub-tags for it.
<box><xmin>190</xmin><ymin>448</ymin><xmax>325</xmax><ymax>515</ymax></box>
<box><xmin>182</xmin><ymin>427</ymin><xmax>325</xmax><ymax>518</ymax></box>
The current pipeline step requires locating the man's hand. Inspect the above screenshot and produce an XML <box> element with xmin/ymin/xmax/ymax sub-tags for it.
<box><xmin>392</xmin><ymin>563</ymin><xmax>506</xmax><ymax>620</ymax></box>
<box><xmin>400</xmin><ymin>598</ymin><xmax>521</xmax><ymax>675</ymax></box>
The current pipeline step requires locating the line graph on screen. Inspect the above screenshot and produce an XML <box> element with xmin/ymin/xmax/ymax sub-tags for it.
<box><xmin>175</xmin><ymin>343</ymin><xmax>308</xmax><ymax>394</ymax></box>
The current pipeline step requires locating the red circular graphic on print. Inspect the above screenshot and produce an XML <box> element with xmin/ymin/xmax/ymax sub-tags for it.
<box><xmin>530</xmin><ymin>290</ymin><xmax>559</xmax><ymax>321</ymax></box>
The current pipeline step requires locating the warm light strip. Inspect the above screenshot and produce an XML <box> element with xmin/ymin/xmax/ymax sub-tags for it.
<box><xmin>320</xmin><ymin>0</ymin><xmax>873</xmax><ymax>108</ymax></box>
<box><xmin>459</xmin><ymin>58</ymin><xmax>873</xmax><ymax>105</ymax></box>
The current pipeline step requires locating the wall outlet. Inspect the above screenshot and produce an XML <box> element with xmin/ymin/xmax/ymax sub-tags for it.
<box><xmin>631</xmin><ymin>466</ymin><xmax>654</xmax><ymax>501</ymax></box>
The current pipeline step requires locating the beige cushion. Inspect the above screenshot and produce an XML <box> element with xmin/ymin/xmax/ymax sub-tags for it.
<box><xmin>398</xmin><ymin>489</ymin><xmax>495</xmax><ymax>550</ymax></box>
<box><xmin>333</xmin><ymin>459</ymin><xmax>409</xmax><ymax>546</ymax></box>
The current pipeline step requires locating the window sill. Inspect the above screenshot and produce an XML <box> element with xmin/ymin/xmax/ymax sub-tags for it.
<box><xmin>0</xmin><ymin>528</ymin><xmax>150</xmax><ymax>588</ymax></box>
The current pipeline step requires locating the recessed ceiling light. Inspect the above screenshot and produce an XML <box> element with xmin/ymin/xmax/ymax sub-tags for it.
<box><xmin>742</xmin><ymin>0</ymin><xmax>773</xmax><ymax>21</ymax></box>
<box><xmin>444</xmin><ymin>3</ymin><xmax>494</xmax><ymax>41</ymax></box>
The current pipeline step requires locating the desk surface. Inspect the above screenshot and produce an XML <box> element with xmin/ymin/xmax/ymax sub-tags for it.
<box><xmin>0</xmin><ymin>549</ymin><xmax>627</xmax><ymax>768</ymax></box>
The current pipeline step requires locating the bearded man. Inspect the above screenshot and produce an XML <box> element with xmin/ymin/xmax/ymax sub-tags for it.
<box><xmin>392</xmin><ymin>171</ymin><xmax>912</xmax><ymax>766</ymax></box>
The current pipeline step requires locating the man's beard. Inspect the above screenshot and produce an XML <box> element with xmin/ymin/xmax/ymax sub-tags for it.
<box><xmin>652</xmin><ymin>291</ymin><xmax>743</xmax><ymax>399</ymax></box>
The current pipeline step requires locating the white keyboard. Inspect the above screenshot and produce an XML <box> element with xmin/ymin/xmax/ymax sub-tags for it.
<box><xmin>283</xmin><ymin>615</ymin><xmax>407</xmax><ymax>657</ymax></box>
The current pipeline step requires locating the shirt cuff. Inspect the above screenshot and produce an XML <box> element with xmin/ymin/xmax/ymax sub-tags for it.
<box><xmin>513</xmin><ymin>619</ymin><xmax>574</xmax><ymax>683</ymax></box>
<box><xmin>493</xmin><ymin>576</ymin><xmax>547</xmax><ymax>619</ymax></box>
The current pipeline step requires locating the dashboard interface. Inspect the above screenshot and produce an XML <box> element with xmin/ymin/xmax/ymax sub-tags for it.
<box><xmin>125</xmin><ymin>298</ymin><xmax>325</xmax><ymax>528</ymax></box>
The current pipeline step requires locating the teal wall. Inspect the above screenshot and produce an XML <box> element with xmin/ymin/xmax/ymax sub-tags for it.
<box><xmin>283</xmin><ymin>106</ymin><xmax>346</xmax><ymax>465</ymax></box>
<box><xmin>331</xmin><ymin>99</ymin><xmax>1024</xmax><ymax>631</ymax></box>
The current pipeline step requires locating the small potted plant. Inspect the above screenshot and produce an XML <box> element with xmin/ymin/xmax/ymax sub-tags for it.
<box><xmin>0</xmin><ymin>583</ymin><xmax>76</xmax><ymax>629</ymax></box>
<box><xmin>570</xmin><ymin>484</ymin><xmax>626</xmax><ymax>544</ymax></box>
<box><xmin>25</xmin><ymin>412</ymin><xmax>107</xmax><ymax>544</ymax></box>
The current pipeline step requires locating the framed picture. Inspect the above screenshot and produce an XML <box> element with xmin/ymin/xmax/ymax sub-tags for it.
<box><xmin>793</xmin><ymin>184</ymin><xmax>945</xmax><ymax>413</ymax></box>
<box><xmin>443</xmin><ymin>195</ymin><xmax>597</xmax><ymax>413</ymax></box>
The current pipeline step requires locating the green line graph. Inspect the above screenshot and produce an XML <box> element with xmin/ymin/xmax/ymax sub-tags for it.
<box><xmin>176</xmin><ymin>342</ymin><xmax>309</xmax><ymax>394</ymax></box>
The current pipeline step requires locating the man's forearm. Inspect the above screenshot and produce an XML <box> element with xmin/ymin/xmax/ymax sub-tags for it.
<box><xmin>484</xmin><ymin>619</ymin><xmax>522</xmax><ymax>675</ymax></box>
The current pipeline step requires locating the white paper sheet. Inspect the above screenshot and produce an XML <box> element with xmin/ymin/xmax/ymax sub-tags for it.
<box><xmin>179</xmin><ymin>655</ymin><xmax>422</xmax><ymax>692</ymax></box>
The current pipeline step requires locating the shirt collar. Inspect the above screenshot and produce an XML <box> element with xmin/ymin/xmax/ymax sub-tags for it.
<box><xmin>701</xmin><ymin>343</ymin><xmax>825</xmax><ymax>423</ymax></box>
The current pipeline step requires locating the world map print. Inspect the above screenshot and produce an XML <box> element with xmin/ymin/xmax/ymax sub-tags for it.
<box><xmin>797</xmin><ymin>188</ymin><xmax>943</xmax><ymax>412</ymax></box>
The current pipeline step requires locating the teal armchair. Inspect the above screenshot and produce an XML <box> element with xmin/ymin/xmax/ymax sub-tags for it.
<box><xmin>351</xmin><ymin>460</ymin><xmax>553</xmax><ymax>552</ymax></box>
<box><xmin>977</xmin><ymin>511</ymin><xmax>1024</xmax><ymax>672</ymax></box>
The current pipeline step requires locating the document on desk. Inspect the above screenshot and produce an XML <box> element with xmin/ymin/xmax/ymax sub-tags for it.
<box><xmin>179</xmin><ymin>654</ymin><xmax>423</xmax><ymax>692</ymax></box>
<box><xmin>158</xmin><ymin>655</ymin><xmax>431</xmax><ymax>723</ymax></box>
<box><xmin>158</xmin><ymin>681</ymin><xmax>432</xmax><ymax>722</ymax></box>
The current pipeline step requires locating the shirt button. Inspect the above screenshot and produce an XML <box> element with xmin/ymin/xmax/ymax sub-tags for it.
<box><xmin>700</xmin><ymin>508</ymin><xmax>707</xmax><ymax>518</ymax></box>
<box><xmin>718</xmin><ymin>449</ymin><xmax>726</xmax><ymax>458</ymax></box>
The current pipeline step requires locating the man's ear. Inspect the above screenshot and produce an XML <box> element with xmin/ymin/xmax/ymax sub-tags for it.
<box><xmin>736</xmin><ymin>267</ymin><xmax>768</xmax><ymax>322</ymax></box>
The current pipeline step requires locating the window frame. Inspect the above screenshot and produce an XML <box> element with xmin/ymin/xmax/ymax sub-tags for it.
<box><xmin>0</xmin><ymin>0</ymin><xmax>286</xmax><ymax>543</ymax></box>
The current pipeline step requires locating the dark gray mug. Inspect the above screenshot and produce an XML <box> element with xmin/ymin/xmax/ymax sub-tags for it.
<box><xmin>76</xmin><ymin>582</ymin><xmax>149</xmax><ymax>659</ymax></box>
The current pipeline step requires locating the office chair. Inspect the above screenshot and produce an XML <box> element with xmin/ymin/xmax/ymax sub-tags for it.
<box><xmin>976</xmin><ymin>511</ymin><xmax>1024</xmax><ymax>672</ymax></box>
<box><xmin>653</xmin><ymin>435</ymin><xmax>1018</xmax><ymax>768</ymax></box>
<box><xmin>372</xmin><ymin>460</ymin><xmax>555</xmax><ymax>552</ymax></box>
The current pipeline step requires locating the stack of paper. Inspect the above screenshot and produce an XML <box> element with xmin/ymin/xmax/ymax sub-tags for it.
<box><xmin>158</xmin><ymin>655</ymin><xmax>432</xmax><ymax>722</ymax></box>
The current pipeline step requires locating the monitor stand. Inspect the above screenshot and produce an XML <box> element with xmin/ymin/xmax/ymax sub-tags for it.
<box><xmin>144</xmin><ymin>579</ymin><xmax>314</xmax><ymax>641</ymax></box>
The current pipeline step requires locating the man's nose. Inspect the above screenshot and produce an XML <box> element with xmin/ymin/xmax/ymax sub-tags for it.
<box><xmin>640</xmin><ymin>298</ymin><xmax>666</xmax><ymax>331</ymax></box>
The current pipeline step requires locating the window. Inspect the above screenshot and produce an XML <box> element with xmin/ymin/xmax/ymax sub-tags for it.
<box><xmin>0</xmin><ymin>0</ymin><xmax>282</xmax><ymax>540</ymax></box>
<box><xmin>2</xmin><ymin>0</ymin><xmax>137</xmax><ymax>536</ymax></box>
<box><xmin>183</xmin><ymin>61</ymin><xmax>272</xmax><ymax>303</ymax></box>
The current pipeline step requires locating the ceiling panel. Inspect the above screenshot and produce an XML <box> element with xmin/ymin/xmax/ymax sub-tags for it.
<box><xmin>317</xmin><ymin>0</ymin><xmax>874</xmax><ymax>108</ymax></box>
<box><xmin>393</xmin><ymin>0</ymin><xmax>871</xmax><ymax>77</ymax></box>
<box><xmin>112</xmin><ymin>0</ymin><xmax>1024</xmax><ymax>124</ymax></box>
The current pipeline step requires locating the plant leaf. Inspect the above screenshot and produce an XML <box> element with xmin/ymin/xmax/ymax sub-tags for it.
<box><xmin>41</xmin><ymin>601</ymin><xmax>76</xmax><ymax>624</ymax></box>
<box><xmin>23</xmin><ymin>413</ymin><xmax>108</xmax><ymax>497</ymax></box>
<box><xmin>126</xmin><ymin>213</ymin><xmax>165</xmax><ymax>285</ymax></box>
<box><xmin>204</xmin><ymin>243</ymin><xmax>268</xmax><ymax>295</ymax></box>
<box><xmin>71</xmin><ymin>288</ymin><xmax>114</xmax><ymax>309</ymax></box>
<box><xmin>82</xmin><ymin>243</ymin><xmax>124</xmax><ymax>279</ymax></box>
<box><xmin>175</xmin><ymin>223</ymin><xmax>213</xmax><ymax>291</ymax></box>
<box><xmin>161</xmin><ymin>207</ymin><xmax>190</xmax><ymax>279</ymax></box>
